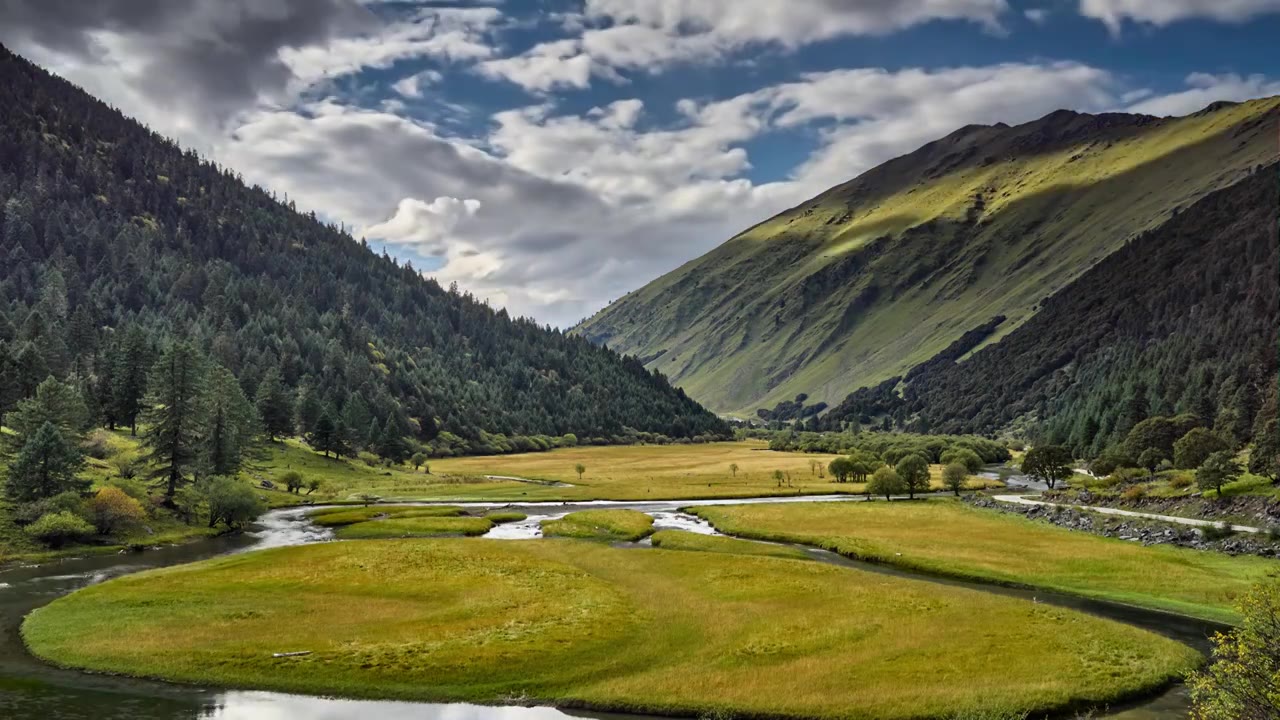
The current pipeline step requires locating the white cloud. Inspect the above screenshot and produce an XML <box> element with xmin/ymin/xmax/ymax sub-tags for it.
<box><xmin>392</xmin><ymin>69</ymin><xmax>444</xmax><ymax>98</ymax></box>
<box><xmin>1079</xmin><ymin>0</ymin><xmax>1280</xmax><ymax>33</ymax></box>
<box><xmin>481</xmin><ymin>0</ymin><xmax>1009</xmax><ymax>91</ymax></box>
<box><xmin>1125</xmin><ymin>72</ymin><xmax>1280</xmax><ymax>116</ymax></box>
<box><xmin>364</xmin><ymin>197</ymin><xmax>482</xmax><ymax>252</ymax></box>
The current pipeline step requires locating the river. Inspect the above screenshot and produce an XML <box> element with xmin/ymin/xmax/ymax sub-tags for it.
<box><xmin>0</xmin><ymin>496</ymin><xmax>1219</xmax><ymax>719</ymax></box>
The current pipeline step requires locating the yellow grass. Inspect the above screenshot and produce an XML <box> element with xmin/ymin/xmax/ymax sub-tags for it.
<box><xmin>25</xmin><ymin>539</ymin><xmax>1198</xmax><ymax>719</ymax></box>
<box><xmin>691</xmin><ymin>500</ymin><xmax>1277</xmax><ymax>623</ymax></box>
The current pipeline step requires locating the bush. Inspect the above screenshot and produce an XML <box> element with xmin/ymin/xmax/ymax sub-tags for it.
<box><xmin>86</xmin><ymin>486</ymin><xmax>147</xmax><ymax>535</ymax></box>
<box><xmin>1167</xmin><ymin>473</ymin><xmax>1193</xmax><ymax>490</ymax></box>
<box><xmin>203</xmin><ymin>477</ymin><xmax>266</xmax><ymax>529</ymax></box>
<box><xmin>1107</xmin><ymin>467</ymin><xmax>1147</xmax><ymax>485</ymax></box>
<box><xmin>12</xmin><ymin>491</ymin><xmax>85</xmax><ymax>526</ymax></box>
<box><xmin>25</xmin><ymin>511</ymin><xmax>96</xmax><ymax>547</ymax></box>
<box><xmin>1200</xmin><ymin>522</ymin><xmax>1235</xmax><ymax>542</ymax></box>
<box><xmin>82</xmin><ymin>429</ymin><xmax>118</xmax><ymax>460</ymax></box>
<box><xmin>279</xmin><ymin>471</ymin><xmax>305</xmax><ymax>494</ymax></box>
<box><xmin>1120</xmin><ymin>485</ymin><xmax>1147</xmax><ymax>502</ymax></box>
<box><xmin>110</xmin><ymin>450</ymin><xmax>144</xmax><ymax>480</ymax></box>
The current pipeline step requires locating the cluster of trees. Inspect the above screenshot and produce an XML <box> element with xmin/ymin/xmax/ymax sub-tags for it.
<box><xmin>794</xmin><ymin>433</ymin><xmax>997</xmax><ymax>499</ymax></box>
<box><xmin>816</xmin><ymin>168</ymin><xmax>1276</xmax><ymax>463</ymax></box>
<box><xmin>765</xmin><ymin>430</ymin><xmax>1010</xmax><ymax>466</ymax></box>
<box><xmin>1087</xmin><ymin>413</ymin><xmax>1277</xmax><ymax>494</ymax></box>
<box><xmin>0</xmin><ymin>44</ymin><xmax>727</xmax><ymax>482</ymax></box>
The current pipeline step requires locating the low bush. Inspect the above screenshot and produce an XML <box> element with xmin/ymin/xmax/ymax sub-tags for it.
<box><xmin>1167</xmin><ymin>473</ymin><xmax>1193</xmax><ymax>490</ymax></box>
<box><xmin>12</xmin><ymin>491</ymin><xmax>85</xmax><ymax>526</ymax></box>
<box><xmin>1121</xmin><ymin>485</ymin><xmax>1147</xmax><ymax>502</ymax></box>
<box><xmin>86</xmin><ymin>487</ymin><xmax>147</xmax><ymax>535</ymax></box>
<box><xmin>25</xmin><ymin>511</ymin><xmax>96</xmax><ymax>547</ymax></box>
<box><xmin>82</xmin><ymin>429</ymin><xmax>118</xmax><ymax>460</ymax></box>
<box><xmin>1200</xmin><ymin>523</ymin><xmax>1235</xmax><ymax>542</ymax></box>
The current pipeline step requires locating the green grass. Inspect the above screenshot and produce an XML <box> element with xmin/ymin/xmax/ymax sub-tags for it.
<box><xmin>690</xmin><ymin>500</ymin><xmax>1276</xmax><ymax>623</ymax></box>
<box><xmin>542</xmin><ymin>510</ymin><xmax>655</xmax><ymax>542</ymax></box>
<box><xmin>648</xmin><ymin>529</ymin><xmax>810</xmax><ymax>560</ymax></box>
<box><xmin>24</xmin><ymin>538</ymin><xmax>1199</xmax><ymax>720</ymax></box>
<box><xmin>308</xmin><ymin>506</ymin><xmax>465</xmax><ymax>528</ymax></box>
<box><xmin>334</xmin><ymin>517</ymin><xmax>494</xmax><ymax>539</ymax></box>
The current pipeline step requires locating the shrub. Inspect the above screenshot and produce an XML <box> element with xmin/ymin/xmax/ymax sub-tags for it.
<box><xmin>1120</xmin><ymin>485</ymin><xmax>1147</xmax><ymax>502</ymax></box>
<box><xmin>279</xmin><ymin>471</ymin><xmax>305</xmax><ymax>494</ymax></box>
<box><xmin>12</xmin><ymin>492</ymin><xmax>85</xmax><ymax>526</ymax></box>
<box><xmin>82</xmin><ymin>429</ymin><xmax>118</xmax><ymax>460</ymax></box>
<box><xmin>1108</xmin><ymin>467</ymin><xmax>1147</xmax><ymax>485</ymax></box>
<box><xmin>1200</xmin><ymin>523</ymin><xmax>1235</xmax><ymax>542</ymax></box>
<box><xmin>25</xmin><ymin>511</ymin><xmax>96</xmax><ymax>547</ymax></box>
<box><xmin>110</xmin><ymin>450</ymin><xmax>144</xmax><ymax>480</ymax></box>
<box><xmin>203</xmin><ymin>477</ymin><xmax>266</xmax><ymax>529</ymax></box>
<box><xmin>86</xmin><ymin>486</ymin><xmax>147</xmax><ymax>535</ymax></box>
<box><xmin>1167</xmin><ymin>473</ymin><xmax>1193</xmax><ymax>490</ymax></box>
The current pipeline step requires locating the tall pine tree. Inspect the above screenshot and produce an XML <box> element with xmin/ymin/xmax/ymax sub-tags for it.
<box><xmin>142</xmin><ymin>343</ymin><xmax>208</xmax><ymax>500</ymax></box>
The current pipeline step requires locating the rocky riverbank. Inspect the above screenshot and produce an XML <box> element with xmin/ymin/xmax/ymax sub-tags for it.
<box><xmin>968</xmin><ymin>496</ymin><xmax>1280</xmax><ymax>558</ymax></box>
<box><xmin>1044</xmin><ymin>490</ymin><xmax>1280</xmax><ymax>527</ymax></box>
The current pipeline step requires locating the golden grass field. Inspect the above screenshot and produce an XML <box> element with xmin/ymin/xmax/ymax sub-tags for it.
<box><xmin>691</xmin><ymin>500</ymin><xmax>1278</xmax><ymax>623</ymax></box>
<box><xmin>541</xmin><ymin>509</ymin><xmax>655</xmax><ymax>541</ymax></box>
<box><xmin>24</xmin><ymin>538</ymin><xmax>1198</xmax><ymax>720</ymax></box>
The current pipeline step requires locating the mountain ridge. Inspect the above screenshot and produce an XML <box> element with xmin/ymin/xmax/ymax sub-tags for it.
<box><xmin>577</xmin><ymin>96</ymin><xmax>1280</xmax><ymax>419</ymax></box>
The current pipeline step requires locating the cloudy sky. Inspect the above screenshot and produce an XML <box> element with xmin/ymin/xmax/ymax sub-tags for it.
<box><xmin>1</xmin><ymin>0</ymin><xmax>1278</xmax><ymax>326</ymax></box>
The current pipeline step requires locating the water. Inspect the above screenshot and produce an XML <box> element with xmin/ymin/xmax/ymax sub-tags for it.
<box><xmin>0</xmin><ymin>495</ymin><xmax>1212</xmax><ymax>719</ymax></box>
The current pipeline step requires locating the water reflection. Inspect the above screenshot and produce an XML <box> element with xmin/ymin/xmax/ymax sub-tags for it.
<box><xmin>198</xmin><ymin>692</ymin><xmax>645</xmax><ymax>720</ymax></box>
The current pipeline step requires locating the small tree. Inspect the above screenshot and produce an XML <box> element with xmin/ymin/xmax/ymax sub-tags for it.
<box><xmin>86</xmin><ymin>486</ymin><xmax>146</xmax><ymax>535</ymax></box>
<box><xmin>1247</xmin><ymin>419</ymin><xmax>1278</xmax><ymax>483</ymax></box>
<box><xmin>203</xmin><ymin>477</ymin><xmax>266</xmax><ymax>530</ymax></box>
<box><xmin>729</xmin><ymin>462</ymin><xmax>739</xmax><ymax>478</ymax></box>
<box><xmin>809</xmin><ymin>459</ymin><xmax>820</xmax><ymax>476</ymax></box>
<box><xmin>868</xmin><ymin>466</ymin><xmax>904</xmax><ymax>501</ymax></box>
<box><xmin>895</xmin><ymin>454</ymin><xmax>931</xmax><ymax>499</ymax></box>
<box><xmin>574</xmin><ymin>463</ymin><xmax>586</xmax><ymax>481</ymax></box>
<box><xmin>5</xmin><ymin>421</ymin><xmax>87</xmax><ymax>502</ymax></box>
<box><xmin>305</xmin><ymin>478</ymin><xmax>323</xmax><ymax>495</ymax></box>
<box><xmin>280</xmin><ymin>470</ymin><xmax>305</xmax><ymax>494</ymax></box>
<box><xmin>254</xmin><ymin>367</ymin><xmax>294</xmax><ymax>441</ymax></box>
<box><xmin>1138</xmin><ymin>448</ymin><xmax>1165</xmax><ymax>477</ymax></box>
<box><xmin>1022</xmin><ymin>445</ymin><xmax>1074</xmax><ymax>489</ymax></box>
<box><xmin>410</xmin><ymin>452</ymin><xmax>428</xmax><ymax>471</ymax></box>
<box><xmin>943</xmin><ymin>463</ymin><xmax>968</xmax><ymax>496</ymax></box>
<box><xmin>828</xmin><ymin>457</ymin><xmax>854</xmax><ymax>483</ymax></box>
<box><xmin>940</xmin><ymin>448</ymin><xmax>983</xmax><ymax>473</ymax></box>
<box><xmin>1196</xmin><ymin>451</ymin><xmax>1242</xmax><ymax>498</ymax></box>
<box><xmin>1174</xmin><ymin>428</ymin><xmax>1229</xmax><ymax>470</ymax></box>
<box><xmin>1188</xmin><ymin>579</ymin><xmax>1280</xmax><ymax>719</ymax></box>
<box><xmin>772</xmin><ymin>469</ymin><xmax>785</xmax><ymax>486</ymax></box>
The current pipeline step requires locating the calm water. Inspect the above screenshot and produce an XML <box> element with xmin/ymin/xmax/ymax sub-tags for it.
<box><xmin>0</xmin><ymin>496</ymin><xmax>1216</xmax><ymax>719</ymax></box>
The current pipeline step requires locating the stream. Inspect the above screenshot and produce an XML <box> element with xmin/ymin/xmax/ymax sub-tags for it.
<box><xmin>0</xmin><ymin>495</ymin><xmax>1221</xmax><ymax>719</ymax></box>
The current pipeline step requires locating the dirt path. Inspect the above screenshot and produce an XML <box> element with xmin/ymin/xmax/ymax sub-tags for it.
<box><xmin>992</xmin><ymin>494</ymin><xmax>1268</xmax><ymax>534</ymax></box>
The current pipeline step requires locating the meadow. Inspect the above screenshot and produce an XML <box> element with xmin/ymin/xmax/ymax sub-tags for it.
<box><xmin>541</xmin><ymin>509</ymin><xmax>655</xmax><ymax>541</ymax></box>
<box><xmin>23</xmin><ymin>537</ymin><xmax>1198</xmax><ymax>720</ymax></box>
<box><xmin>691</xmin><ymin>500</ymin><xmax>1278</xmax><ymax>623</ymax></box>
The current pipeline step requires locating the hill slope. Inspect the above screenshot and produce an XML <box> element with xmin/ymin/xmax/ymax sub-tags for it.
<box><xmin>577</xmin><ymin>99</ymin><xmax>1279</xmax><ymax>419</ymax></box>
<box><xmin>0</xmin><ymin>44</ymin><xmax>727</xmax><ymax>451</ymax></box>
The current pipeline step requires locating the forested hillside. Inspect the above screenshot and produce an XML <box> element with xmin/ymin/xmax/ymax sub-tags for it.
<box><xmin>0</xmin><ymin>43</ymin><xmax>727</xmax><ymax>458</ymax></box>
<box><xmin>578</xmin><ymin>98</ymin><xmax>1278</xmax><ymax>418</ymax></box>
<box><xmin>820</xmin><ymin>165</ymin><xmax>1278</xmax><ymax>458</ymax></box>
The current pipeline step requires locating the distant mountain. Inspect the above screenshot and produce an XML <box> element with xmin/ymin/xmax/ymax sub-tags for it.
<box><xmin>577</xmin><ymin>98</ymin><xmax>1278</xmax><ymax>449</ymax></box>
<box><xmin>0</xmin><ymin>44</ymin><xmax>728</xmax><ymax>453</ymax></box>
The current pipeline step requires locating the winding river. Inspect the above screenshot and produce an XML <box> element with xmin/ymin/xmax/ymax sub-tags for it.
<box><xmin>0</xmin><ymin>496</ymin><xmax>1221</xmax><ymax>719</ymax></box>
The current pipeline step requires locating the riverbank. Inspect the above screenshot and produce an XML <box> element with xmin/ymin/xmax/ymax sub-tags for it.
<box><xmin>22</xmin><ymin>537</ymin><xmax>1198</xmax><ymax>720</ymax></box>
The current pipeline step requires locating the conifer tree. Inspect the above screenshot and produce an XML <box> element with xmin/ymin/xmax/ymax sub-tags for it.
<box><xmin>203</xmin><ymin>365</ymin><xmax>258</xmax><ymax>477</ymax></box>
<box><xmin>142</xmin><ymin>342</ymin><xmax>209</xmax><ymax>500</ymax></box>
<box><xmin>5</xmin><ymin>421</ymin><xmax>87</xmax><ymax>502</ymax></box>
<box><xmin>110</xmin><ymin>325</ymin><xmax>151</xmax><ymax>435</ymax></box>
<box><xmin>254</xmin><ymin>367</ymin><xmax>293</xmax><ymax>441</ymax></box>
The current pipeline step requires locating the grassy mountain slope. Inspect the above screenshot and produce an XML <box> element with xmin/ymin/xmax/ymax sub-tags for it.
<box><xmin>577</xmin><ymin>98</ymin><xmax>1279</xmax><ymax>416</ymax></box>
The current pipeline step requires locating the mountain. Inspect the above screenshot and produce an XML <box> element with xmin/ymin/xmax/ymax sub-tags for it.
<box><xmin>577</xmin><ymin>98</ymin><xmax>1279</xmax><ymax>440</ymax></box>
<box><xmin>0</xmin><ymin>44</ymin><xmax>728</xmax><ymax>454</ymax></box>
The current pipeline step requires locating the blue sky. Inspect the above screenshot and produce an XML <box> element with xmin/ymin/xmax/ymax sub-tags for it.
<box><xmin>2</xmin><ymin>0</ymin><xmax>1278</xmax><ymax>326</ymax></box>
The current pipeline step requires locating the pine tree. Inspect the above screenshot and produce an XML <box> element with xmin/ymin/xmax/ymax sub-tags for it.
<box><xmin>5</xmin><ymin>376</ymin><xmax>89</xmax><ymax>452</ymax></box>
<box><xmin>203</xmin><ymin>365</ymin><xmax>258</xmax><ymax>477</ymax></box>
<box><xmin>110</xmin><ymin>325</ymin><xmax>151</xmax><ymax>435</ymax></box>
<box><xmin>308</xmin><ymin>408</ymin><xmax>340</xmax><ymax>458</ymax></box>
<box><xmin>376</xmin><ymin>415</ymin><xmax>410</xmax><ymax>464</ymax></box>
<box><xmin>341</xmin><ymin>395</ymin><xmax>372</xmax><ymax>450</ymax></box>
<box><xmin>5</xmin><ymin>421</ymin><xmax>87</xmax><ymax>502</ymax></box>
<box><xmin>142</xmin><ymin>342</ymin><xmax>209</xmax><ymax>500</ymax></box>
<box><xmin>294</xmin><ymin>384</ymin><xmax>322</xmax><ymax>437</ymax></box>
<box><xmin>254</xmin><ymin>367</ymin><xmax>293</xmax><ymax>441</ymax></box>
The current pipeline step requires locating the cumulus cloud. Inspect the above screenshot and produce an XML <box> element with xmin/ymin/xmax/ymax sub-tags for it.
<box><xmin>364</xmin><ymin>197</ymin><xmax>482</xmax><ymax>253</ymax></box>
<box><xmin>1079</xmin><ymin>0</ymin><xmax>1280</xmax><ymax>33</ymax></box>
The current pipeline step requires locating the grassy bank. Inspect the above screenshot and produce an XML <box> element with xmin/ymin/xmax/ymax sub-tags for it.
<box><xmin>24</xmin><ymin>538</ymin><xmax>1198</xmax><ymax>719</ymax></box>
<box><xmin>541</xmin><ymin>510</ymin><xmax>654</xmax><ymax>541</ymax></box>
<box><xmin>648</xmin><ymin>529</ymin><xmax>810</xmax><ymax>560</ymax></box>
<box><xmin>334</xmin><ymin>516</ymin><xmax>494</xmax><ymax>539</ymax></box>
<box><xmin>691</xmin><ymin>500</ymin><xmax>1276</xmax><ymax>623</ymax></box>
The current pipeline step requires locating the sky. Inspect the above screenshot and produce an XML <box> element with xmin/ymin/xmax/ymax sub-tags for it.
<box><xmin>1</xmin><ymin>0</ymin><xmax>1278</xmax><ymax>327</ymax></box>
